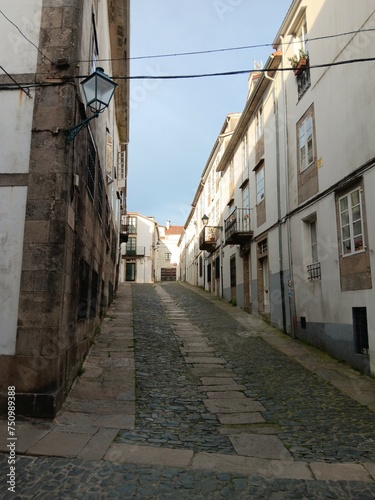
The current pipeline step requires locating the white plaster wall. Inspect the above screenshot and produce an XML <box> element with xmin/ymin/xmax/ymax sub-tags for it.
<box><xmin>0</xmin><ymin>91</ymin><xmax>35</xmax><ymax>174</ymax></box>
<box><xmin>0</xmin><ymin>186</ymin><xmax>27</xmax><ymax>354</ymax></box>
<box><xmin>0</xmin><ymin>0</ymin><xmax>42</xmax><ymax>73</ymax></box>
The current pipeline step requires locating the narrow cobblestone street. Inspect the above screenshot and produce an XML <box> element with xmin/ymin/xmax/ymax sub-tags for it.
<box><xmin>1</xmin><ymin>282</ymin><xmax>375</xmax><ymax>499</ymax></box>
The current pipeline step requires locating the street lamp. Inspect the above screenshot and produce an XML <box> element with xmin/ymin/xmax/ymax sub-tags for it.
<box><xmin>66</xmin><ymin>67</ymin><xmax>118</xmax><ymax>143</ymax></box>
<box><xmin>201</xmin><ymin>214</ymin><xmax>223</xmax><ymax>230</ymax></box>
<box><xmin>201</xmin><ymin>214</ymin><xmax>209</xmax><ymax>226</ymax></box>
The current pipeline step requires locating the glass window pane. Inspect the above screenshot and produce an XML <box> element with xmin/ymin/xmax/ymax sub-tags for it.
<box><xmin>342</xmin><ymin>225</ymin><xmax>350</xmax><ymax>240</ymax></box>
<box><xmin>353</xmin><ymin>221</ymin><xmax>362</xmax><ymax>237</ymax></box>
<box><xmin>343</xmin><ymin>239</ymin><xmax>351</xmax><ymax>254</ymax></box>
<box><xmin>300</xmin><ymin>145</ymin><xmax>306</xmax><ymax>170</ymax></box>
<box><xmin>351</xmin><ymin>190</ymin><xmax>360</xmax><ymax>206</ymax></box>
<box><xmin>308</xmin><ymin>137</ymin><xmax>314</xmax><ymax>164</ymax></box>
<box><xmin>340</xmin><ymin>196</ymin><xmax>348</xmax><ymax>212</ymax></box>
<box><xmin>352</xmin><ymin>205</ymin><xmax>361</xmax><ymax>221</ymax></box>
<box><xmin>341</xmin><ymin>211</ymin><xmax>349</xmax><ymax>226</ymax></box>
<box><xmin>354</xmin><ymin>236</ymin><xmax>364</xmax><ymax>251</ymax></box>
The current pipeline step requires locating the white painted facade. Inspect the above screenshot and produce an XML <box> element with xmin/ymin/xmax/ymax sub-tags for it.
<box><xmin>0</xmin><ymin>0</ymin><xmax>42</xmax><ymax>352</ymax></box>
<box><xmin>180</xmin><ymin>0</ymin><xmax>375</xmax><ymax>375</ymax></box>
<box><xmin>120</xmin><ymin>213</ymin><xmax>157</xmax><ymax>283</ymax></box>
<box><xmin>154</xmin><ymin>224</ymin><xmax>183</xmax><ymax>282</ymax></box>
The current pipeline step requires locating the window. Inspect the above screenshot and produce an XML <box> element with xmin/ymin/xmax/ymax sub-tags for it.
<box><xmin>105</xmin><ymin>197</ymin><xmax>110</xmax><ymax>239</ymax></box>
<box><xmin>242</xmin><ymin>184</ymin><xmax>249</xmax><ymax>211</ymax></box>
<box><xmin>296</xmin><ymin>19</ymin><xmax>309</xmax><ymax>54</ymax></box>
<box><xmin>100</xmin><ymin>279</ymin><xmax>105</xmax><ymax>317</ymax></box>
<box><xmin>127</xmin><ymin>217</ymin><xmax>137</xmax><ymax>234</ymax></box>
<box><xmin>106</xmin><ymin>132</ymin><xmax>113</xmax><ymax>176</ymax></box>
<box><xmin>199</xmin><ymin>256</ymin><xmax>203</xmax><ymax>277</ymax></box>
<box><xmin>242</xmin><ymin>134</ymin><xmax>249</xmax><ymax>177</ymax></box>
<box><xmin>229</xmin><ymin>160</ymin><xmax>234</xmax><ymax>198</ymax></box>
<box><xmin>299</xmin><ymin>115</ymin><xmax>314</xmax><ymax>171</ymax></box>
<box><xmin>126</xmin><ymin>237</ymin><xmax>136</xmax><ymax>256</ymax></box>
<box><xmin>165</xmin><ymin>253</ymin><xmax>171</xmax><ymax>261</ymax></box>
<box><xmin>339</xmin><ymin>188</ymin><xmax>364</xmax><ymax>255</ymax></box>
<box><xmin>310</xmin><ymin>220</ymin><xmax>318</xmax><ymax>263</ymax></box>
<box><xmin>97</xmin><ymin>172</ymin><xmax>103</xmax><ymax>219</ymax></box>
<box><xmin>90</xmin><ymin>13</ymin><xmax>99</xmax><ymax>74</ymax></box>
<box><xmin>255</xmin><ymin>105</ymin><xmax>263</xmax><ymax>142</ymax></box>
<box><xmin>258</xmin><ymin>239</ymin><xmax>268</xmax><ymax>256</ymax></box>
<box><xmin>90</xmin><ymin>270</ymin><xmax>99</xmax><ymax>319</ymax></box>
<box><xmin>353</xmin><ymin>307</ymin><xmax>369</xmax><ymax>355</ymax></box>
<box><xmin>256</xmin><ymin>166</ymin><xmax>265</xmax><ymax>204</ymax></box>
<box><xmin>230</xmin><ymin>256</ymin><xmax>236</xmax><ymax>288</ymax></box>
<box><xmin>306</xmin><ymin>218</ymin><xmax>321</xmax><ymax>281</ymax></box>
<box><xmin>215</xmin><ymin>256</ymin><xmax>220</xmax><ymax>279</ymax></box>
<box><xmin>78</xmin><ymin>259</ymin><xmax>90</xmax><ymax>320</ymax></box>
<box><xmin>215</xmin><ymin>200</ymin><xmax>220</xmax><ymax>225</ymax></box>
<box><xmin>108</xmin><ymin>281</ymin><xmax>114</xmax><ymax>305</ymax></box>
<box><xmin>207</xmin><ymin>263</ymin><xmax>212</xmax><ymax>283</ymax></box>
<box><xmin>207</xmin><ymin>173</ymin><xmax>211</xmax><ymax>204</ymax></box>
<box><xmin>87</xmin><ymin>135</ymin><xmax>96</xmax><ymax>199</ymax></box>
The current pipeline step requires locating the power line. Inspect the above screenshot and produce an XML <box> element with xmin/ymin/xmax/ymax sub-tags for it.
<box><xmin>109</xmin><ymin>57</ymin><xmax>375</xmax><ymax>80</ymax></box>
<box><xmin>0</xmin><ymin>10</ymin><xmax>54</xmax><ymax>64</ymax></box>
<box><xmin>0</xmin><ymin>56</ymin><xmax>374</xmax><ymax>89</ymax></box>
<box><xmin>74</xmin><ymin>27</ymin><xmax>375</xmax><ymax>64</ymax></box>
<box><xmin>0</xmin><ymin>66</ymin><xmax>32</xmax><ymax>97</ymax></box>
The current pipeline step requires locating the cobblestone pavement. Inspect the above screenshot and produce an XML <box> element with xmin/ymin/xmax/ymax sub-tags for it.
<box><xmin>1</xmin><ymin>282</ymin><xmax>375</xmax><ymax>499</ymax></box>
<box><xmin>117</xmin><ymin>284</ymin><xmax>235</xmax><ymax>454</ymax></box>
<box><xmin>2</xmin><ymin>453</ymin><xmax>375</xmax><ymax>499</ymax></box>
<box><xmin>164</xmin><ymin>283</ymin><xmax>375</xmax><ymax>464</ymax></box>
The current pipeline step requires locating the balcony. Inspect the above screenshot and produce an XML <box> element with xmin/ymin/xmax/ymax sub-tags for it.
<box><xmin>125</xmin><ymin>246</ymin><xmax>145</xmax><ymax>256</ymax></box>
<box><xmin>199</xmin><ymin>226</ymin><xmax>220</xmax><ymax>253</ymax></box>
<box><xmin>224</xmin><ymin>208</ymin><xmax>253</xmax><ymax>245</ymax></box>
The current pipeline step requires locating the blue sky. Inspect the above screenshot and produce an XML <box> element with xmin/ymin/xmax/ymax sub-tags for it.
<box><xmin>127</xmin><ymin>0</ymin><xmax>292</xmax><ymax>226</ymax></box>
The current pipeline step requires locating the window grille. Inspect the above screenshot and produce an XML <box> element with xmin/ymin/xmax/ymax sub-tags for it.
<box><xmin>307</xmin><ymin>262</ymin><xmax>321</xmax><ymax>281</ymax></box>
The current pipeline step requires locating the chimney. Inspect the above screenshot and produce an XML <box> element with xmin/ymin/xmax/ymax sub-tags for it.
<box><xmin>166</xmin><ymin>219</ymin><xmax>171</xmax><ymax>230</ymax></box>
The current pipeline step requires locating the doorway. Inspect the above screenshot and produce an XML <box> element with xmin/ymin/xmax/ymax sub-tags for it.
<box><xmin>126</xmin><ymin>262</ymin><xmax>136</xmax><ymax>281</ymax></box>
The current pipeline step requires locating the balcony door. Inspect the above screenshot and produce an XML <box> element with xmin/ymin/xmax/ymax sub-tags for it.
<box><xmin>126</xmin><ymin>262</ymin><xmax>136</xmax><ymax>281</ymax></box>
<box><xmin>257</xmin><ymin>256</ymin><xmax>269</xmax><ymax>314</ymax></box>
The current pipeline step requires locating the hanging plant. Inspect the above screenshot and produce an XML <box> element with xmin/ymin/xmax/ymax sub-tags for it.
<box><xmin>288</xmin><ymin>49</ymin><xmax>309</xmax><ymax>75</ymax></box>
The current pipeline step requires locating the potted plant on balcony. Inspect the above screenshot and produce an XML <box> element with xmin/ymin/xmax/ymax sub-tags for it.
<box><xmin>288</xmin><ymin>49</ymin><xmax>309</xmax><ymax>76</ymax></box>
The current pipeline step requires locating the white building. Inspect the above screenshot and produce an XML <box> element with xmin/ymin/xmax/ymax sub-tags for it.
<box><xmin>120</xmin><ymin>213</ymin><xmax>157</xmax><ymax>283</ymax></box>
<box><xmin>180</xmin><ymin>0</ymin><xmax>375</xmax><ymax>376</ymax></box>
<box><xmin>154</xmin><ymin>223</ymin><xmax>183</xmax><ymax>282</ymax></box>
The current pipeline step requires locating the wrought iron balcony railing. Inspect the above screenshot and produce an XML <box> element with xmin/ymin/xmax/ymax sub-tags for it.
<box><xmin>199</xmin><ymin>226</ymin><xmax>220</xmax><ymax>253</ymax></box>
<box><xmin>224</xmin><ymin>208</ymin><xmax>253</xmax><ymax>245</ymax></box>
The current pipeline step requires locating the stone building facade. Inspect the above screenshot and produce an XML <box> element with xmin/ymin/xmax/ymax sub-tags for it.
<box><xmin>0</xmin><ymin>0</ymin><xmax>130</xmax><ymax>416</ymax></box>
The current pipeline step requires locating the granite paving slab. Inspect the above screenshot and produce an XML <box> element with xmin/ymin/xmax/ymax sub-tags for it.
<box><xmin>204</xmin><ymin>399</ymin><xmax>266</xmax><ymax>413</ymax></box>
<box><xmin>229</xmin><ymin>434</ymin><xmax>293</xmax><ymax>460</ymax></box>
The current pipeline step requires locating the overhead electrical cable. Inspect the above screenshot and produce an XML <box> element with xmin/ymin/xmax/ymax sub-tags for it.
<box><xmin>74</xmin><ymin>28</ymin><xmax>375</xmax><ymax>64</ymax></box>
<box><xmin>0</xmin><ymin>57</ymin><xmax>374</xmax><ymax>90</ymax></box>
<box><xmin>0</xmin><ymin>65</ymin><xmax>32</xmax><ymax>96</ymax></box>
<box><xmin>109</xmin><ymin>57</ymin><xmax>375</xmax><ymax>80</ymax></box>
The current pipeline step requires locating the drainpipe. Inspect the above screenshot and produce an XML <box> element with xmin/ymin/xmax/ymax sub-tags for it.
<box><xmin>280</xmin><ymin>35</ymin><xmax>296</xmax><ymax>339</ymax></box>
<box><xmin>265</xmin><ymin>68</ymin><xmax>287</xmax><ymax>334</ymax></box>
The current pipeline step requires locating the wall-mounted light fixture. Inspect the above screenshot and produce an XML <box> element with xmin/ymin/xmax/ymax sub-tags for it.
<box><xmin>66</xmin><ymin>67</ymin><xmax>118</xmax><ymax>143</ymax></box>
<box><xmin>201</xmin><ymin>214</ymin><xmax>223</xmax><ymax>230</ymax></box>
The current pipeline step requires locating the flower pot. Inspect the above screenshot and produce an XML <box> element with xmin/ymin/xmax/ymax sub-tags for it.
<box><xmin>293</xmin><ymin>58</ymin><xmax>307</xmax><ymax>76</ymax></box>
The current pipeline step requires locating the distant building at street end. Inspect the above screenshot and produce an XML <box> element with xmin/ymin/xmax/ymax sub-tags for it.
<box><xmin>154</xmin><ymin>224</ymin><xmax>183</xmax><ymax>282</ymax></box>
<box><xmin>120</xmin><ymin>213</ymin><xmax>157</xmax><ymax>283</ymax></box>
<box><xmin>120</xmin><ymin>214</ymin><xmax>183</xmax><ymax>283</ymax></box>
